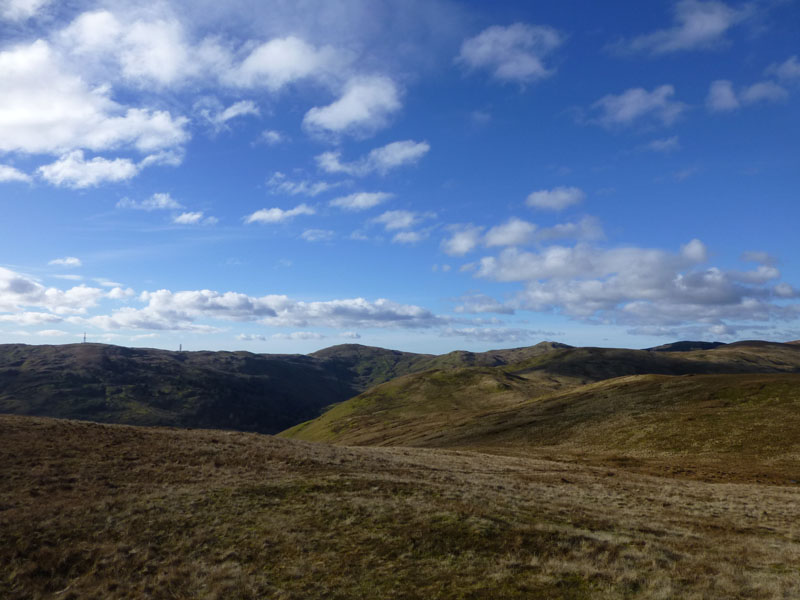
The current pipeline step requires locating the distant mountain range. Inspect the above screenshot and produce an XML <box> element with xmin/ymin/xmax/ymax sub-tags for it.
<box><xmin>0</xmin><ymin>340</ymin><xmax>571</xmax><ymax>433</ymax></box>
<box><xmin>2</xmin><ymin>340</ymin><xmax>800</xmax><ymax>439</ymax></box>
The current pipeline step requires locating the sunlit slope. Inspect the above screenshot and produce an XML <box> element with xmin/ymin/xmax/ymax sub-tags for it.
<box><xmin>281</xmin><ymin>366</ymin><xmax>582</xmax><ymax>445</ymax></box>
<box><xmin>283</xmin><ymin>342</ymin><xmax>800</xmax><ymax>459</ymax></box>
<box><xmin>428</xmin><ymin>373</ymin><xmax>800</xmax><ymax>457</ymax></box>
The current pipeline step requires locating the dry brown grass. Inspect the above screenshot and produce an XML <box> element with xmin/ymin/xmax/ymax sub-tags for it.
<box><xmin>2</xmin><ymin>414</ymin><xmax>799</xmax><ymax>599</ymax></box>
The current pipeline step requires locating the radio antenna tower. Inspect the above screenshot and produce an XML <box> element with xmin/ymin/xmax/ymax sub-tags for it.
<box><xmin>83</xmin><ymin>332</ymin><xmax>86</xmax><ymax>343</ymax></box>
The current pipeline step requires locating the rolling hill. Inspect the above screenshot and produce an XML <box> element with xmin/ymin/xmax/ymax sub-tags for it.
<box><xmin>0</xmin><ymin>341</ymin><xmax>573</xmax><ymax>432</ymax></box>
<box><xmin>282</xmin><ymin>341</ymin><xmax>800</xmax><ymax>477</ymax></box>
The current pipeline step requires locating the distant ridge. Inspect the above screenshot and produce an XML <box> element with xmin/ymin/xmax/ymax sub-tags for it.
<box><xmin>646</xmin><ymin>341</ymin><xmax>726</xmax><ymax>352</ymax></box>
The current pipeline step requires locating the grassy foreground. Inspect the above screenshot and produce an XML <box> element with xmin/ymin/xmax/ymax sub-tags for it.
<box><xmin>2</xmin><ymin>414</ymin><xmax>799</xmax><ymax>599</ymax></box>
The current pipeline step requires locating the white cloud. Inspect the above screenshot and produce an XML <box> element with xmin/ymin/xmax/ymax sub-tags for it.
<box><xmin>107</xmin><ymin>286</ymin><xmax>135</xmax><ymax>300</ymax></box>
<box><xmin>117</xmin><ymin>192</ymin><xmax>183</xmax><ymax>211</ymax></box>
<box><xmin>301</xmin><ymin>229</ymin><xmax>334</xmax><ymax>242</ymax></box>
<box><xmin>238</xmin><ymin>333</ymin><xmax>267</xmax><ymax>341</ymax></box>
<box><xmin>392</xmin><ymin>230</ymin><xmax>427</xmax><ymax>244</ymax></box>
<box><xmin>453</xmin><ymin>293</ymin><xmax>514</xmax><ymax>315</ymax></box>
<box><xmin>36</xmin><ymin>329</ymin><xmax>68</xmax><ymax>337</ymax></box>
<box><xmin>0</xmin><ymin>266</ymin><xmax>104</xmax><ymax>315</ymax></box>
<box><xmin>0</xmin><ymin>40</ymin><xmax>189</xmax><ymax>155</ymax></box>
<box><xmin>37</xmin><ymin>151</ymin><xmax>139</xmax><ymax>188</ymax></box>
<box><xmin>707</xmin><ymin>80</ymin><xmax>739</xmax><ymax>111</ymax></box>
<box><xmin>526</xmin><ymin>186</ymin><xmax>585</xmax><ymax>211</ymax></box>
<box><xmin>245</xmin><ymin>204</ymin><xmax>315</xmax><ymax>224</ymax></box>
<box><xmin>625</xmin><ymin>0</ymin><xmax>750</xmax><ymax>54</ymax></box>
<box><xmin>48</xmin><ymin>256</ymin><xmax>82</xmax><ymax>268</ymax></box>
<box><xmin>0</xmin><ymin>164</ymin><xmax>31</xmax><ymax>183</ymax></box>
<box><xmin>739</xmin><ymin>81</ymin><xmax>788</xmax><ymax>105</ymax></box>
<box><xmin>267</xmin><ymin>172</ymin><xmax>341</xmax><ymax>197</ymax></box>
<box><xmin>94</xmin><ymin>278</ymin><xmax>123</xmax><ymax>288</ymax></box>
<box><xmin>457</xmin><ymin>23</ymin><xmax>563</xmax><ymax>84</ymax></box>
<box><xmin>259</xmin><ymin>130</ymin><xmax>284</xmax><ymax>145</ymax></box>
<box><xmin>373</xmin><ymin>210</ymin><xmax>421</xmax><ymax>231</ymax></box>
<box><xmin>441</xmin><ymin>225</ymin><xmax>483</xmax><ymax>256</ymax></box>
<box><xmin>303</xmin><ymin>75</ymin><xmax>402</xmax><ymax>138</ymax></box>
<box><xmin>228</xmin><ymin>36</ymin><xmax>343</xmax><ymax>91</ymax></box>
<box><xmin>1</xmin><ymin>0</ymin><xmax>50</xmax><ymax>21</ymax></box>
<box><xmin>53</xmin><ymin>274</ymin><xmax>82</xmax><ymax>281</ymax></box>
<box><xmin>484</xmin><ymin>218</ymin><xmax>536</xmax><ymax>247</ymax></box>
<box><xmin>330</xmin><ymin>192</ymin><xmax>392</xmax><ymax>211</ymax></box>
<box><xmin>197</xmin><ymin>99</ymin><xmax>260</xmax><ymax>131</ymax></box>
<box><xmin>272</xmin><ymin>331</ymin><xmax>326</xmax><ymax>340</ymax></box>
<box><xmin>471</xmin><ymin>239</ymin><xmax>799</xmax><ymax>333</ymax></box>
<box><xmin>707</xmin><ymin>79</ymin><xmax>788</xmax><ymax>112</ymax></box>
<box><xmin>592</xmin><ymin>85</ymin><xmax>686</xmax><ymax>128</ymax></box>
<box><xmin>767</xmin><ymin>55</ymin><xmax>800</xmax><ymax>82</ymax></box>
<box><xmin>173</xmin><ymin>211</ymin><xmax>217</xmax><ymax>226</ymax></box>
<box><xmin>439</xmin><ymin>326</ymin><xmax>546</xmax><ymax>344</ymax></box>
<box><xmin>317</xmin><ymin>140</ymin><xmax>430</xmax><ymax>176</ymax></box>
<box><xmin>536</xmin><ymin>216</ymin><xmax>605</xmax><ymax>242</ymax></box>
<box><xmin>86</xmin><ymin>288</ymin><xmax>443</xmax><ymax>331</ymax></box>
<box><xmin>644</xmin><ymin>136</ymin><xmax>681</xmax><ymax>153</ymax></box>
<box><xmin>741</xmin><ymin>251</ymin><xmax>777</xmax><ymax>266</ymax></box>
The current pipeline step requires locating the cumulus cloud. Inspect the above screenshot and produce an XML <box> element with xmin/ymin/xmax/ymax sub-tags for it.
<box><xmin>453</xmin><ymin>293</ymin><xmax>514</xmax><ymax>315</ymax></box>
<box><xmin>706</xmin><ymin>80</ymin><xmax>739</xmax><ymax>111</ymax></box>
<box><xmin>227</xmin><ymin>36</ymin><xmax>344</xmax><ymax>91</ymax></box>
<box><xmin>267</xmin><ymin>172</ymin><xmax>341</xmax><ymax>197</ymax></box>
<box><xmin>457</xmin><ymin>23</ymin><xmax>563</xmax><ymax>84</ymax></box>
<box><xmin>441</xmin><ymin>225</ymin><xmax>484</xmax><ymax>256</ymax></box>
<box><xmin>317</xmin><ymin>140</ymin><xmax>430</xmax><ymax>176</ymax></box>
<box><xmin>767</xmin><ymin>55</ymin><xmax>800</xmax><ymax>82</ymax></box>
<box><xmin>272</xmin><ymin>331</ymin><xmax>326</xmax><ymax>340</ymax></box>
<box><xmin>484</xmin><ymin>218</ymin><xmax>536</xmax><ymax>247</ymax></box>
<box><xmin>245</xmin><ymin>204</ymin><xmax>315</xmax><ymax>224</ymax></box>
<box><xmin>472</xmin><ymin>239</ymin><xmax>799</xmax><ymax>334</ymax></box>
<box><xmin>259</xmin><ymin>130</ymin><xmax>284</xmax><ymax>145</ymax></box>
<box><xmin>330</xmin><ymin>192</ymin><xmax>392</xmax><ymax>211</ymax></box>
<box><xmin>37</xmin><ymin>151</ymin><xmax>139</xmax><ymax>188</ymax></box>
<box><xmin>0</xmin><ymin>266</ymin><xmax>103</xmax><ymax>315</ymax></box>
<box><xmin>117</xmin><ymin>192</ymin><xmax>183</xmax><ymax>211</ymax></box>
<box><xmin>708</xmin><ymin>79</ymin><xmax>788</xmax><ymax>111</ymax></box>
<box><xmin>624</xmin><ymin>0</ymin><xmax>750</xmax><ymax>54</ymax></box>
<box><xmin>373</xmin><ymin>210</ymin><xmax>424</xmax><ymax>231</ymax></box>
<box><xmin>439</xmin><ymin>326</ymin><xmax>545</xmax><ymax>344</ymax></box>
<box><xmin>739</xmin><ymin>81</ymin><xmax>788</xmax><ymax>105</ymax></box>
<box><xmin>392</xmin><ymin>230</ymin><xmax>427</xmax><ymax>244</ymax></box>
<box><xmin>0</xmin><ymin>40</ymin><xmax>189</xmax><ymax>155</ymax></box>
<box><xmin>0</xmin><ymin>164</ymin><xmax>31</xmax><ymax>183</ymax></box>
<box><xmin>592</xmin><ymin>85</ymin><xmax>686</xmax><ymax>128</ymax></box>
<box><xmin>1</xmin><ymin>0</ymin><xmax>50</xmax><ymax>21</ymax></box>
<box><xmin>536</xmin><ymin>216</ymin><xmax>605</xmax><ymax>242</ymax></box>
<box><xmin>644</xmin><ymin>136</ymin><xmax>681</xmax><ymax>153</ymax></box>
<box><xmin>301</xmin><ymin>228</ymin><xmax>334</xmax><ymax>242</ymax></box>
<box><xmin>197</xmin><ymin>99</ymin><xmax>260</xmax><ymax>132</ymax></box>
<box><xmin>84</xmin><ymin>288</ymin><xmax>443</xmax><ymax>332</ymax></box>
<box><xmin>303</xmin><ymin>76</ymin><xmax>402</xmax><ymax>138</ymax></box>
<box><xmin>526</xmin><ymin>186</ymin><xmax>585</xmax><ymax>211</ymax></box>
<box><xmin>173</xmin><ymin>211</ymin><xmax>217</xmax><ymax>225</ymax></box>
<box><xmin>48</xmin><ymin>257</ymin><xmax>82</xmax><ymax>268</ymax></box>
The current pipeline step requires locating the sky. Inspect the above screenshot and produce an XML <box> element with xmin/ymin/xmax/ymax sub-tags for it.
<box><xmin>1</xmin><ymin>0</ymin><xmax>799</xmax><ymax>354</ymax></box>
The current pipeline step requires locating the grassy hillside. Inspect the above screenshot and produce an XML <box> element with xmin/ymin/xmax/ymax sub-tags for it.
<box><xmin>283</xmin><ymin>342</ymin><xmax>800</xmax><ymax>479</ymax></box>
<box><xmin>2</xmin><ymin>414</ymin><xmax>799</xmax><ymax>599</ymax></box>
<box><xmin>0</xmin><ymin>343</ymin><xmax>358</xmax><ymax>434</ymax></box>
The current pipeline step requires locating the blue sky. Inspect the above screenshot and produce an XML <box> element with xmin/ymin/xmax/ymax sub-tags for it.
<box><xmin>1</xmin><ymin>0</ymin><xmax>799</xmax><ymax>353</ymax></box>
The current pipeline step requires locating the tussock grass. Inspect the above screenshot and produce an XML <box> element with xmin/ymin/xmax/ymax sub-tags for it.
<box><xmin>2</xmin><ymin>415</ymin><xmax>799</xmax><ymax>599</ymax></box>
